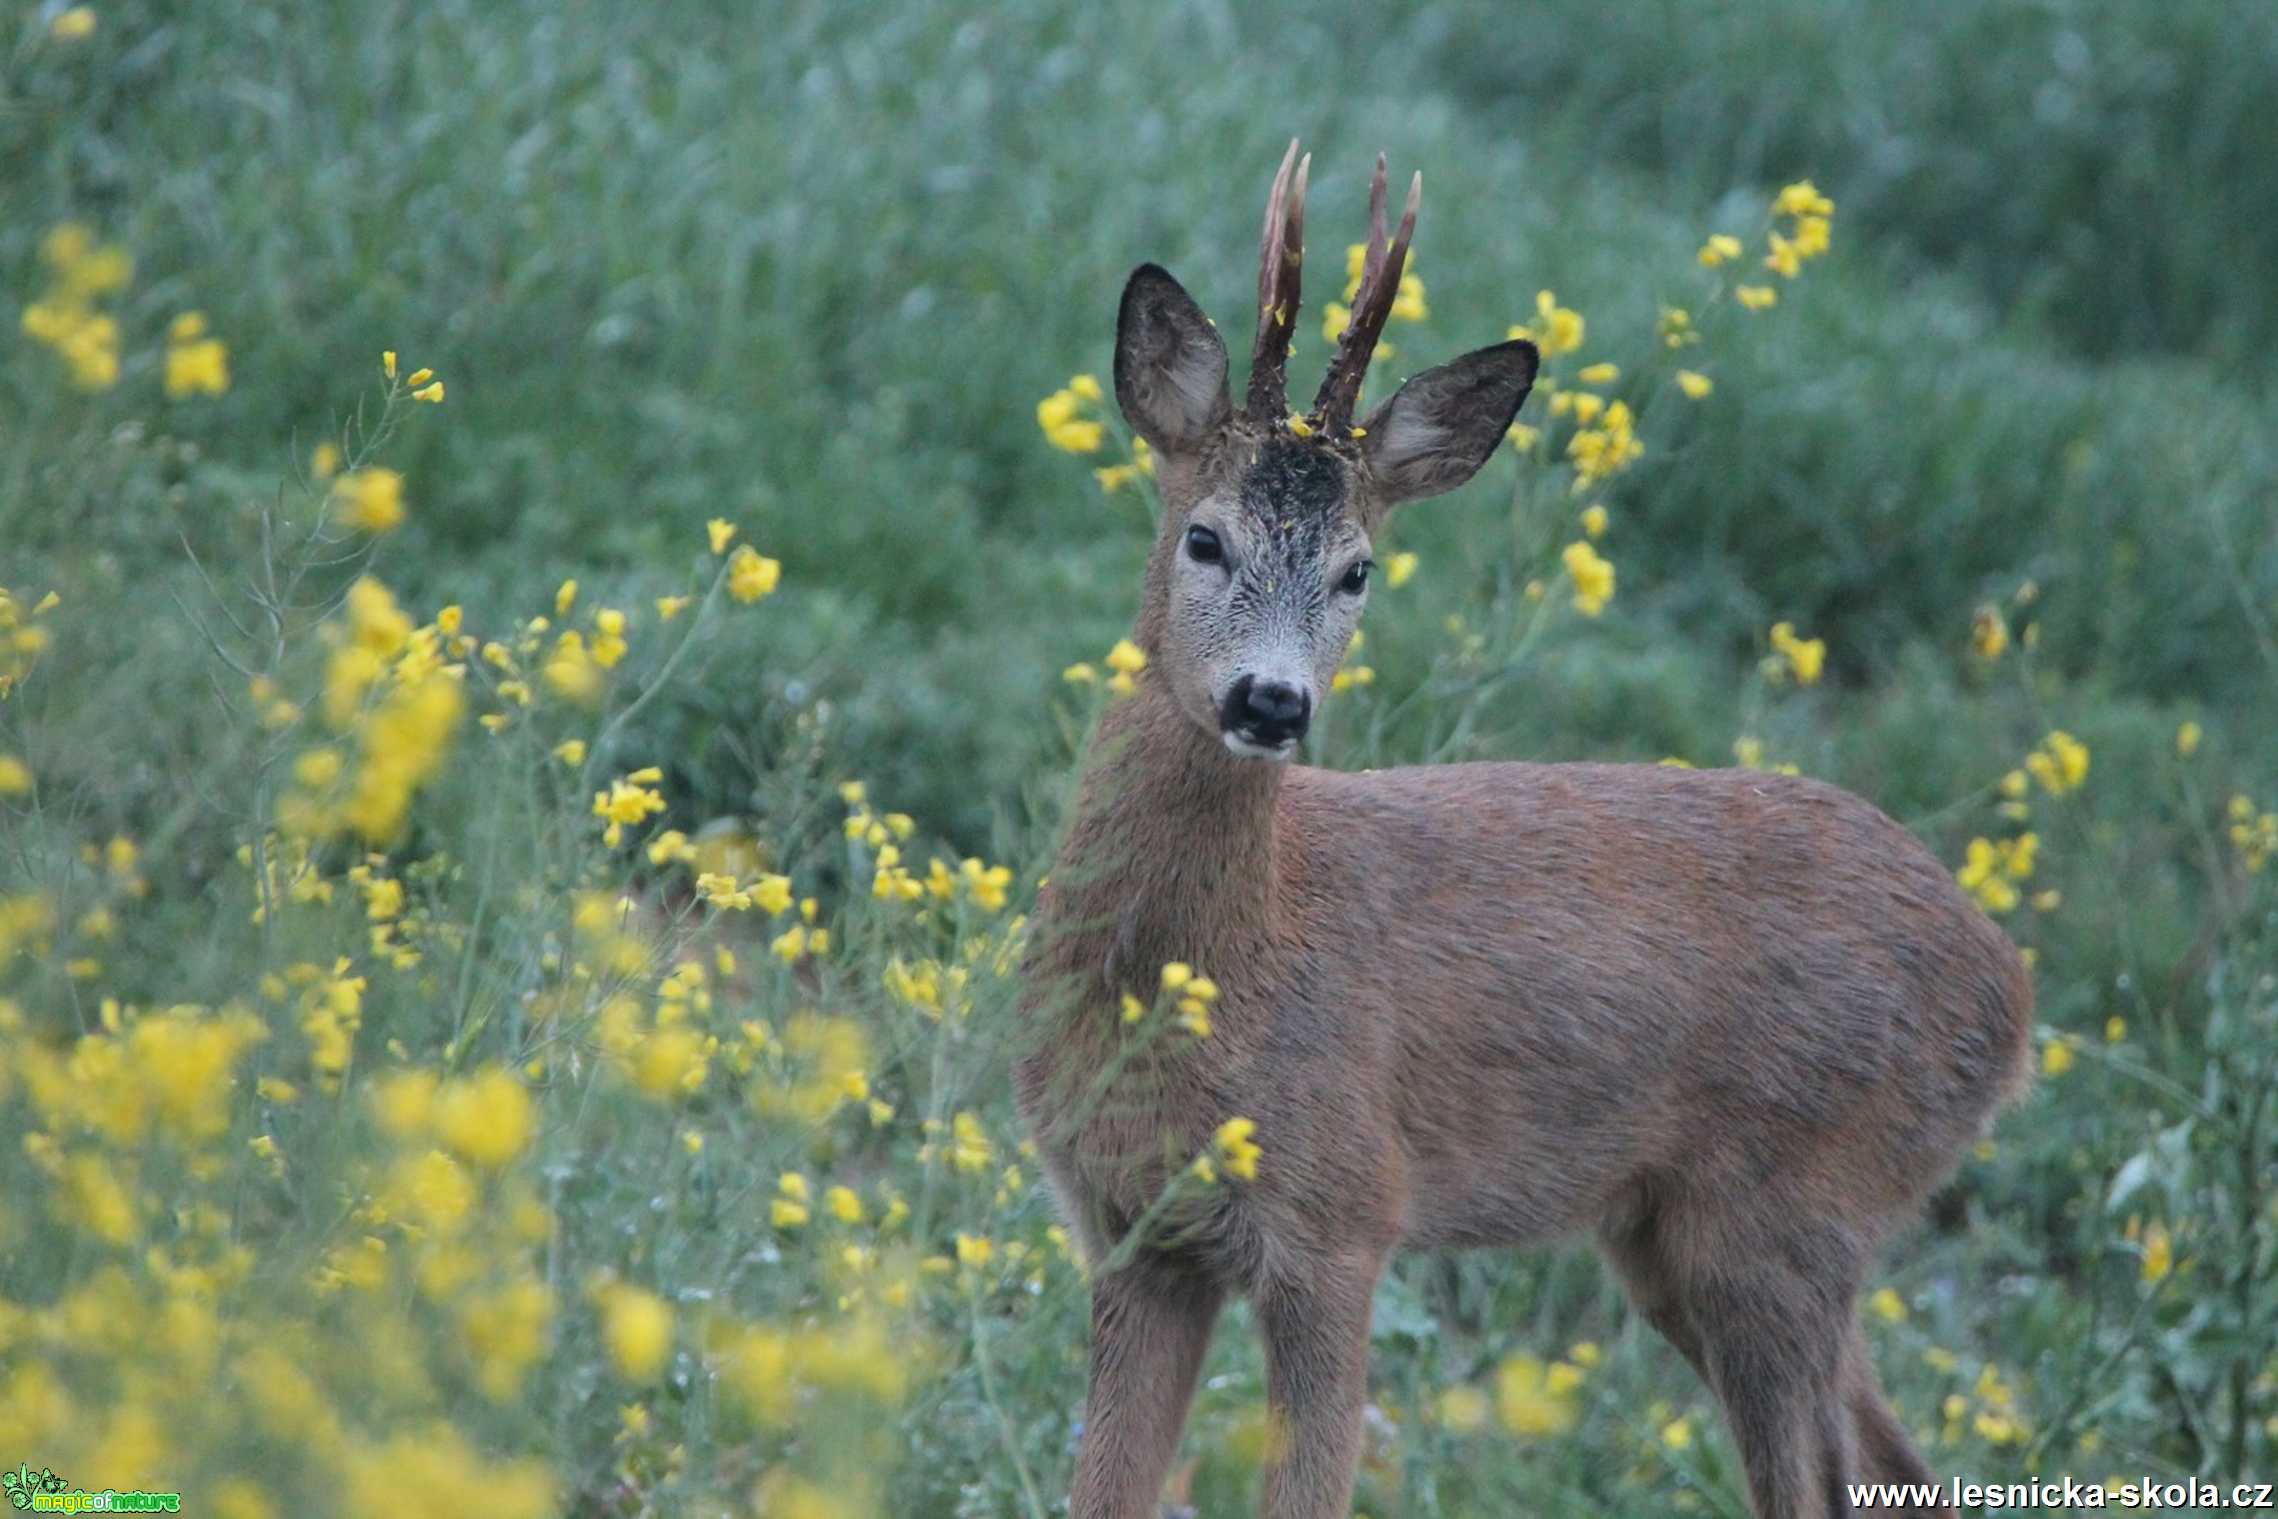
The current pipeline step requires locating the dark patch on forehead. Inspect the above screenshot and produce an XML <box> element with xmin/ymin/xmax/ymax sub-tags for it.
<box><xmin>1234</xmin><ymin>437</ymin><xmax>1352</xmax><ymax>558</ymax></box>
<box><xmin>1239</xmin><ymin>437</ymin><xmax>1348</xmax><ymax>520</ymax></box>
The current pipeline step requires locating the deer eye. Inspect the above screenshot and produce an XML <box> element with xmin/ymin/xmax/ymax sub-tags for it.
<box><xmin>1338</xmin><ymin>559</ymin><xmax>1372</xmax><ymax>595</ymax></box>
<box><xmin>1185</xmin><ymin>525</ymin><xmax>1224</xmax><ymax>565</ymax></box>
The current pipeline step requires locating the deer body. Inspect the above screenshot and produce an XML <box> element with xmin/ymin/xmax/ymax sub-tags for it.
<box><xmin>1017</xmin><ymin>144</ymin><xmax>2030</xmax><ymax>1519</ymax></box>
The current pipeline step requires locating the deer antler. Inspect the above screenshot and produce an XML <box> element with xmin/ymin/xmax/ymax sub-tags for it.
<box><xmin>1245</xmin><ymin>138</ymin><xmax>1311</xmax><ymax>420</ymax></box>
<box><xmin>1313</xmin><ymin>153</ymin><xmax>1419</xmax><ymax>434</ymax></box>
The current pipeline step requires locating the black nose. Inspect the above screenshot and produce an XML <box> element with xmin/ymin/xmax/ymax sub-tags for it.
<box><xmin>1223</xmin><ymin>676</ymin><xmax>1312</xmax><ymax>746</ymax></box>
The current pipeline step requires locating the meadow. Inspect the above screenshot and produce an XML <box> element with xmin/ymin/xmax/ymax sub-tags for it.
<box><xmin>3</xmin><ymin>1</ymin><xmax>2276</xmax><ymax>1514</ymax></box>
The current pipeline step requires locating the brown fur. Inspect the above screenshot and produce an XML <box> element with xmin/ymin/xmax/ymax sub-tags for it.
<box><xmin>1016</xmin><ymin>157</ymin><xmax>2030</xmax><ymax>1519</ymax></box>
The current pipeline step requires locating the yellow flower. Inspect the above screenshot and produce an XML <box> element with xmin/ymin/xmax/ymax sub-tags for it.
<box><xmin>1561</xmin><ymin>541</ymin><xmax>1615</xmax><ymax>617</ymax></box>
<box><xmin>1495</xmin><ymin>1355</ymin><xmax>1578</xmax><ymax>1437</ymax></box>
<box><xmin>1509</xmin><ymin>290</ymin><xmax>1584</xmax><ymax>357</ymax></box>
<box><xmin>1697</xmin><ymin>234</ymin><xmax>1744</xmax><ymax>267</ymax></box>
<box><xmin>1506</xmin><ymin>422</ymin><xmax>1539</xmax><ymax>452</ymax></box>
<box><xmin>1576</xmin><ymin>362</ymin><xmax>1618</xmax><ymax>386</ymax></box>
<box><xmin>1868</xmin><ymin>1287</ymin><xmax>1908</xmax><ymax>1323</ymax></box>
<box><xmin>382</xmin><ymin>350</ymin><xmax>397</xmax><ymax>379</ymax></box>
<box><xmin>727</xmin><ymin>544</ymin><xmax>782</xmax><ymax>602</ymax></box>
<box><xmin>1213</xmin><ymin>1116</ymin><xmax>1261</xmax><ymax>1181</ymax></box>
<box><xmin>1764</xmin><ymin>232</ymin><xmax>1803</xmax><ymax>279</ymax></box>
<box><xmin>655</xmin><ymin>593</ymin><xmax>692</xmax><ymax>621</ymax></box>
<box><xmin>1106</xmin><ymin>639</ymin><xmax>1147</xmax><ymax>677</ymax></box>
<box><xmin>164</xmin><ymin>315</ymin><xmax>231</xmax><ymax>399</ymax></box>
<box><xmin>1566</xmin><ymin>399</ymin><xmax>1642</xmax><ymax>485</ymax></box>
<box><xmin>333</xmin><ymin>468</ymin><xmax>406</xmax><ymax>534</ymax></box>
<box><xmin>1661</xmin><ymin>1416</ymin><xmax>1694</xmax><ymax>1450</ymax></box>
<box><xmin>1069</xmin><ymin>373</ymin><xmax>1103</xmax><ymax>402</ymax></box>
<box><xmin>1579</xmin><ymin>504</ymin><xmax>1609</xmax><ymax>540</ymax></box>
<box><xmin>591</xmin><ymin>772</ymin><xmax>667</xmax><ymax>847</ymax></box>
<box><xmin>1971</xmin><ymin>605</ymin><xmax>2009</xmax><ymax>660</ymax></box>
<box><xmin>2176</xmin><ymin>720</ymin><xmax>2202</xmax><ymax>758</ymax></box>
<box><xmin>1037</xmin><ymin>386</ymin><xmax>1105</xmax><ymax>453</ymax></box>
<box><xmin>2106</xmin><ymin>1016</ymin><xmax>2127</xmax><ymax>1044</ymax></box>
<box><xmin>1384</xmin><ymin>551</ymin><xmax>1418</xmax><ymax>588</ymax></box>
<box><xmin>434</xmin><ymin>1067</ymin><xmax>535</xmax><ymax>1170</ymax></box>
<box><xmin>1736</xmin><ymin>285</ymin><xmax>1778</xmax><ymax>312</ymax></box>
<box><xmin>413</xmin><ymin>381</ymin><xmax>445</xmax><ymax>403</ymax></box>
<box><xmin>0</xmin><ymin>754</ymin><xmax>31</xmax><ymax>795</ymax></box>
<box><xmin>1062</xmin><ymin>661</ymin><xmax>1097</xmax><ymax>686</ymax></box>
<box><xmin>2140</xmin><ymin>1221</ymin><xmax>2172</xmax><ymax>1284</ymax></box>
<box><xmin>1774</xmin><ymin>180</ymin><xmax>1835</xmax><ymax>219</ymax></box>
<box><xmin>598</xmin><ymin>1284</ymin><xmax>673</xmax><ymax>1382</ymax></box>
<box><xmin>955</xmin><ymin>1232</ymin><xmax>994</xmax><ymax>1270</ymax></box>
<box><xmin>707</xmin><ymin>518</ymin><xmax>736</xmax><ymax>554</ymax></box>
<box><xmin>50</xmin><ymin>7</ymin><xmax>96</xmax><ymax>41</ymax></box>
<box><xmin>2041</xmin><ymin>1040</ymin><xmax>2074</xmax><ymax>1077</ymax></box>
<box><xmin>1768</xmin><ymin>621</ymin><xmax>1826</xmax><ymax>684</ymax></box>
<box><xmin>2024</xmin><ymin>731</ymin><xmax>2090</xmax><ymax>795</ymax></box>
<box><xmin>1676</xmin><ymin>369</ymin><xmax>1713</xmax><ymax>399</ymax></box>
<box><xmin>826</xmin><ymin>1185</ymin><xmax>863</xmax><ymax>1224</ymax></box>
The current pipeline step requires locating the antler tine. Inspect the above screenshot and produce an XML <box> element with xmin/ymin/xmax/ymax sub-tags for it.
<box><xmin>1246</xmin><ymin>139</ymin><xmax>1309</xmax><ymax>419</ymax></box>
<box><xmin>1315</xmin><ymin>162</ymin><xmax>1420</xmax><ymax>432</ymax></box>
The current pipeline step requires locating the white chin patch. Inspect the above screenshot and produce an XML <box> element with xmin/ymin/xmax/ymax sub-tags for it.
<box><xmin>1221</xmin><ymin>731</ymin><xmax>1296</xmax><ymax>762</ymax></box>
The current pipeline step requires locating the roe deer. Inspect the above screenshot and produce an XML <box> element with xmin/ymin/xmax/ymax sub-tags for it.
<box><xmin>1015</xmin><ymin>141</ymin><xmax>2032</xmax><ymax>1519</ymax></box>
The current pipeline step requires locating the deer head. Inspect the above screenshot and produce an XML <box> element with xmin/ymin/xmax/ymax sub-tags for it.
<box><xmin>1111</xmin><ymin>141</ymin><xmax>1538</xmax><ymax>761</ymax></box>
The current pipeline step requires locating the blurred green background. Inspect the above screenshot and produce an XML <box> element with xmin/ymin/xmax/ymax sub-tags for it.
<box><xmin>11</xmin><ymin>0</ymin><xmax>2272</xmax><ymax>843</ymax></box>
<box><xmin>9</xmin><ymin>0</ymin><xmax>2278</xmax><ymax>1509</ymax></box>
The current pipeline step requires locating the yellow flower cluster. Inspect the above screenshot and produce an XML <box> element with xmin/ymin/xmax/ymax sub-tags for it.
<box><xmin>727</xmin><ymin>544</ymin><xmax>783</xmax><ymax>603</ymax></box>
<box><xmin>593</xmin><ymin>768</ymin><xmax>668</xmax><ymax>847</ymax></box>
<box><xmin>1957</xmin><ymin>832</ymin><xmax>2039</xmax><ymax>914</ymax></box>
<box><xmin>1942</xmin><ymin>1363</ymin><xmax>2030</xmax><ymax>1447</ymax></box>
<box><xmin>1509</xmin><ymin>289</ymin><xmax>1584</xmax><ymax>357</ymax></box>
<box><xmin>1064</xmin><ymin>636</ymin><xmax>1148</xmax><ymax>697</ymax></box>
<box><xmin>1158</xmin><ymin>959</ymin><xmax>1219</xmax><ymax>1038</ymax></box>
<box><xmin>0</xmin><ymin>586</ymin><xmax>60</xmax><ymax>698</ymax></box>
<box><xmin>1566</xmin><ymin>397</ymin><xmax>1641</xmax><ymax>487</ymax></box>
<box><xmin>2023</xmin><ymin>730</ymin><xmax>2090</xmax><ymax>796</ymax></box>
<box><xmin>1489</xmin><ymin>1349</ymin><xmax>1592</xmax><ymax>1437</ymax></box>
<box><xmin>381</xmin><ymin>348</ymin><xmax>445</xmax><ymax>403</ymax></box>
<box><xmin>1764</xmin><ymin>621</ymin><xmax>1826</xmax><ymax>685</ymax></box>
<box><xmin>1094</xmin><ymin>434</ymin><xmax>1155</xmax><ymax>495</ymax></box>
<box><xmin>2227</xmin><ymin>794</ymin><xmax>2276</xmax><ymax>873</ymax></box>
<box><xmin>163</xmin><ymin>311</ymin><xmax>230</xmax><ymax>398</ymax></box>
<box><xmin>20</xmin><ymin>223</ymin><xmax>132</xmax><ymax>389</ymax></box>
<box><xmin>334</xmin><ymin>466</ymin><xmax>406</xmax><ymax>534</ymax></box>
<box><xmin>1561</xmin><ymin>540</ymin><xmax>1616</xmax><ymax>617</ymax></box>
<box><xmin>1037</xmin><ymin>373</ymin><xmax>1107</xmax><ymax>453</ymax></box>
<box><xmin>276</xmin><ymin>579</ymin><xmax>466</xmax><ymax>845</ymax></box>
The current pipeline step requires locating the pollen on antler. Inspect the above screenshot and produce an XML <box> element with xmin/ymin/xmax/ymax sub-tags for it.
<box><xmin>1243</xmin><ymin>143</ymin><xmax>1420</xmax><ymax>437</ymax></box>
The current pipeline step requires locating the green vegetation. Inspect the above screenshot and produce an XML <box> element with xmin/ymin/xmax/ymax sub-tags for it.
<box><xmin>3</xmin><ymin>1</ymin><xmax>2274</xmax><ymax>1513</ymax></box>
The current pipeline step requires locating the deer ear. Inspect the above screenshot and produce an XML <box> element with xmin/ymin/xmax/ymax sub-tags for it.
<box><xmin>1114</xmin><ymin>264</ymin><xmax>1231</xmax><ymax>454</ymax></box>
<box><xmin>1360</xmin><ymin>339</ymin><xmax>1538</xmax><ymax>505</ymax></box>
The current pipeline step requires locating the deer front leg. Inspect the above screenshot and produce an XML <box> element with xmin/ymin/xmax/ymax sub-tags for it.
<box><xmin>1254</xmin><ymin>1249</ymin><xmax>1386</xmax><ymax>1519</ymax></box>
<box><xmin>1070</xmin><ymin>1256</ymin><xmax>1226</xmax><ymax>1519</ymax></box>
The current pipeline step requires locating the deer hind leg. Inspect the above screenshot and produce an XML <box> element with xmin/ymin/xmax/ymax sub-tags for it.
<box><xmin>1610</xmin><ymin>1197</ymin><xmax>1865</xmax><ymax>1519</ymax></box>
<box><xmin>1843</xmin><ymin>1325</ymin><xmax>1955</xmax><ymax>1518</ymax></box>
<box><xmin>1070</xmin><ymin>1256</ymin><xmax>1226</xmax><ymax>1519</ymax></box>
<box><xmin>1253</xmin><ymin>1247</ymin><xmax>1387</xmax><ymax>1519</ymax></box>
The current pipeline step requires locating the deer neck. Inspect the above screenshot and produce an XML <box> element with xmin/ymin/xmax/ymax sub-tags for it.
<box><xmin>1037</xmin><ymin>673</ymin><xmax>1286</xmax><ymax>1005</ymax></box>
